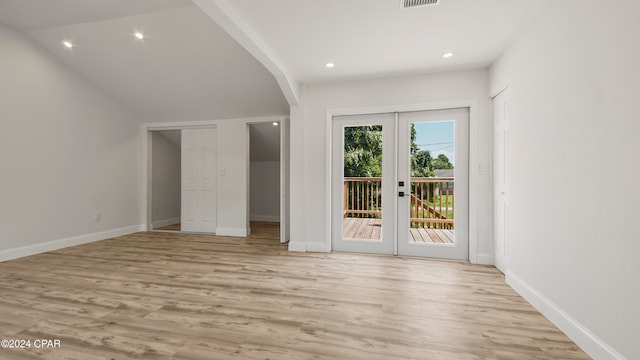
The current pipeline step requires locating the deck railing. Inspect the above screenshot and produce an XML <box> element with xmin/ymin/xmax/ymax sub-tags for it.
<box><xmin>343</xmin><ymin>177</ymin><xmax>454</xmax><ymax>229</ymax></box>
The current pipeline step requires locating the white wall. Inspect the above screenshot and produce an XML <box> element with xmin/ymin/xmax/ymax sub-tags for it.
<box><xmin>0</xmin><ymin>25</ymin><xmax>141</xmax><ymax>259</ymax></box>
<box><xmin>490</xmin><ymin>1</ymin><xmax>639</xmax><ymax>358</ymax></box>
<box><xmin>289</xmin><ymin>93</ymin><xmax>307</xmax><ymax>251</ymax></box>
<box><xmin>215</xmin><ymin>120</ymin><xmax>251</xmax><ymax>236</ymax></box>
<box><xmin>250</xmin><ymin>161</ymin><xmax>280</xmax><ymax>221</ymax></box>
<box><xmin>281</xmin><ymin>117</ymin><xmax>291</xmax><ymax>241</ymax></box>
<box><xmin>151</xmin><ymin>132</ymin><xmax>180</xmax><ymax>226</ymax></box>
<box><xmin>289</xmin><ymin>69</ymin><xmax>492</xmax><ymax>257</ymax></box>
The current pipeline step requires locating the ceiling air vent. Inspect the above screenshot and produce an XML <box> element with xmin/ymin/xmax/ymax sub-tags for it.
<box><xmin>401</xmin><ymin>0</ymin><xmax>440</xmax><ymax>9</ymax></box>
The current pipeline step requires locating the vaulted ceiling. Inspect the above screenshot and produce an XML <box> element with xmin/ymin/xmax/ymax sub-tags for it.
<box><xmin>0</xmin><ymin>0</ymin><xmax>548</xmax><ymax>119</ymax></box>
<box><xmin>0</xmin><ymin>0</ymin><xmax>193</xmax><ymax>30</ymax></box>
<box><xmin>0</xmin><ymin>0</ymin><xmax>289</xmax><ymax>121</ymax></box>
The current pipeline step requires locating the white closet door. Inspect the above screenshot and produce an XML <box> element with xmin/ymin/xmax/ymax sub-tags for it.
<box><xmin>493</xmin><ymin>91</ymin><xmax>510</xmax><ymax>273</ymax></box>
<box><xmin>182</xmin><ymin>128</ymin><xmax>217</xmax><ymax>233</ymax></box>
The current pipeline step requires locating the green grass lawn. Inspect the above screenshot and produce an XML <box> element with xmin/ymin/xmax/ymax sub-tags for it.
<box><xmin>428</xmin><ymin>195</ymin><xmax>453</xmax><ymax>208</ymax></box>
<box><xmin>410</xmin><ymin>194</ymin><xmax>454</xmax><ymax>220</ymax></box>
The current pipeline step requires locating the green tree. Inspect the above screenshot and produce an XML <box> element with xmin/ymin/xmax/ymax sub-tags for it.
<box><xmin>431</xmin><ymin>154</ymin><xmax>454</xmax><ymax>169</ymax></box>
<box><xmin>411</xmin><ymin>150</ymin><xmax>434</xmax><ymax>177</ymax></box>
<box><xmin>343</xmin><ymin>124</ymin><xmax>446</xmax><ymax>177</ymax></box>
<box><xmin>410</xmin><ymin>124</ymin><xmax>435</xmax><ymax>177</ymax></box>
<box><xmin>410</xmin><ymin>123</ymin><xmax>419</xmax><ymax>155</ymax></box>
<box><xmin>343</xmin><ymin>125</ymin><xmax>383</xmax><ymax>177</ymax></box>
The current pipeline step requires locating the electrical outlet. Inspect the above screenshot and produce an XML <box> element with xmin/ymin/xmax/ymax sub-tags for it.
<box><xmin>94</xmin><ymin>212</ymin><xmax>101</xmax><ymax>222</ymax></box>
<box><xmin>480</xmin><ymin>163</ymin><xmax>489</xmax><ymax>175</ymax></box>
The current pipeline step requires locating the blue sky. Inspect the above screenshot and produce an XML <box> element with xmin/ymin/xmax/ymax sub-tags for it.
<box><xmin>414</xmin><ymin>120</ymin><xmax>455</xmax><ymax>165</ymax></box>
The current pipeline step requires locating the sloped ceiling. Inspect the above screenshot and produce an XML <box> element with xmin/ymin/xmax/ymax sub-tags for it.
<box><xmin>0</xmin><ymin>0</ymin><xmax>193</xmax><ymax>31</ymax></box>
<box><xmin>0</xmin><ymin>1</ymin><xmax>289</xmax><ymax>121</ymax></box>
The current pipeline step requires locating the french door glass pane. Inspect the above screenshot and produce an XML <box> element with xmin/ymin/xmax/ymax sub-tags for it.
<box><xmin>408</xmin><ymin>120</ymin><xmax>455</xmax><ymax>244</ymax></box>
<box><xmin>343</xmin><ymin>125</ymin><xmax>383</xmax><ymax>240</ymax></box>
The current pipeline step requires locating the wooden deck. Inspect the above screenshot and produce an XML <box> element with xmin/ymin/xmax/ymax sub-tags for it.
<box><xmin>343</xmin><ymin>218</ymin><xmax>382</xmax><ymax>240</ymax></box>
<box><xmin>409</xmin><ymin>227</ymin><xmax>454</xmax><ymax>244</ymax></box>
<box><xmin>343</xmin><ymin>218</ymin><xmax>454</xmax><ymax>243</ymax></box>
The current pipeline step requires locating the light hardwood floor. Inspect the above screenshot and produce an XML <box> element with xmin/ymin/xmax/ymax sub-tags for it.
<box><xmin>0</xmin><ymin>222</ymin><xmax>589</xmax><ymax>359</ymax></box>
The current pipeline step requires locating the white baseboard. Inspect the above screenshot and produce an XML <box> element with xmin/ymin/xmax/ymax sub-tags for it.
<box><xmin>506</xmin><ymin>271</ymin><xmax>624</xmax><ymax>360</ymax></box>
<box><xmin>475</xmin><ymin>252</ymin><xmax>493</xmax><ymax>265</ymax></box>
<box><xmin>250</xmin><ymin>214</ymin><xmax>280</xmax><ymax>222</ymax></box>
<box><xmin>306</xmin><ymin>242</ymin><xmax>331</xmax><ymax>253</ymax></box>
<box><xmin>151</xmin><ymin>217</ymin><xmax>180</xmax><ymax>229</ymax></box>
<box><xmin>0</xmin><ymin>225</ymin><xmax>145</xmax><ymax>262</ymax></box>
<box><xmin>288</xmin><ymin>241</ymin><xmax>306</xmax><ymax>252</ymax></box>
<box><xmin>215</xmin><ymin>227</ymin><xmax>248</xmax><ymax>237</ymax></box>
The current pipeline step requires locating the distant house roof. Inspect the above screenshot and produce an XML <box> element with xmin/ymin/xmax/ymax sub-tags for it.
<box><xmin>434</xmin><ymin>169</ymin><xmax>454</xmax><ymax>178</ymax></box>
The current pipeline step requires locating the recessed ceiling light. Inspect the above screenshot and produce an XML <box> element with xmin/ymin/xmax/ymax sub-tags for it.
<box><xmin>134</xmin><ymin>32</ymin><xmax>145</xmax><ymax>40</ymax></box>
<box><xmin>63</xmin><ymin>41</ymin><xmax>74</xmax><ymax>49</ymax></box>
<box><xmin>325</xmin><ymin>62</ymin><xmax>335</xmax><ymax>68</ymax></box>
<box><xmin>442</xmin><ymin>52</ymin><xmax>454</xmax><ymax>58</ymax></box>
<box><xmin>272</xmin><ymin>122</ymin><xmax>279</xmax><ymax>126</ymax></box>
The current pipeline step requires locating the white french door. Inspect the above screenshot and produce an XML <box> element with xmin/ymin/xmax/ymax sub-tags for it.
<box><xmin>181</xmin><ymin>128</ymin><xmax>217</xmax><ymax>233</ymax></box>
<box><xmin>332</xmin><ymin>108</ymin><xmax>469</xmax><ymax>260</ymax></box>
<box><xmin>397</xmin><ymin>109</ymin><xmax>469</xmax><ymax>259</ymax></box>
<box><xmin>331</xmin><ymin>113</ymin><xmax>396</xmax><ymax>254</ymax></box>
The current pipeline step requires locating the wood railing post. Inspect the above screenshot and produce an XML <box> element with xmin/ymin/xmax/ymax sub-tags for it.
<box><xmin>343</xmin><ymin>180</ymin><xmax>348</xmax><ymax>218</ymax></box>
<box><xmin>407</xmin><ymin>177</ymin><xmax>455</xmax><ymax>230</ymax></box>
<box><xmin>343</xmin><ymin>178</ymin><xmax>453</xmax><ymax>226</ymax></box>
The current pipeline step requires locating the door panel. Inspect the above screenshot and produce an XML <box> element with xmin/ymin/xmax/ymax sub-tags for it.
<box><xmin>182</xmin><ymin>128</ymin><xmax>217</xmax><ymax>233</ymax></box>
<box><xmin>332</xmin><ymin>113</ymin><xmax>395</xmax><ymax>254</ymax></box>
<box><xmin>493</xmin><ymin>92</ymin><xmax>509</xmax><ymax>272</ymax></box>
<box><xmin>397</xmin><ymin>109</ymin><xmax>469</xmax><ymax>259</ymax></box>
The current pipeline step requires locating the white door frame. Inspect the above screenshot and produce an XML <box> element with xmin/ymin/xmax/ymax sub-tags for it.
<box><xmin>326</xmin><ymin>100</ymin><xmax>480</xmax><ymax>263</ymax></box>
<box><xmin>141</xmin><ymin>116</ymin><xmax>288</xmax><ymax>242</ymax></box>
